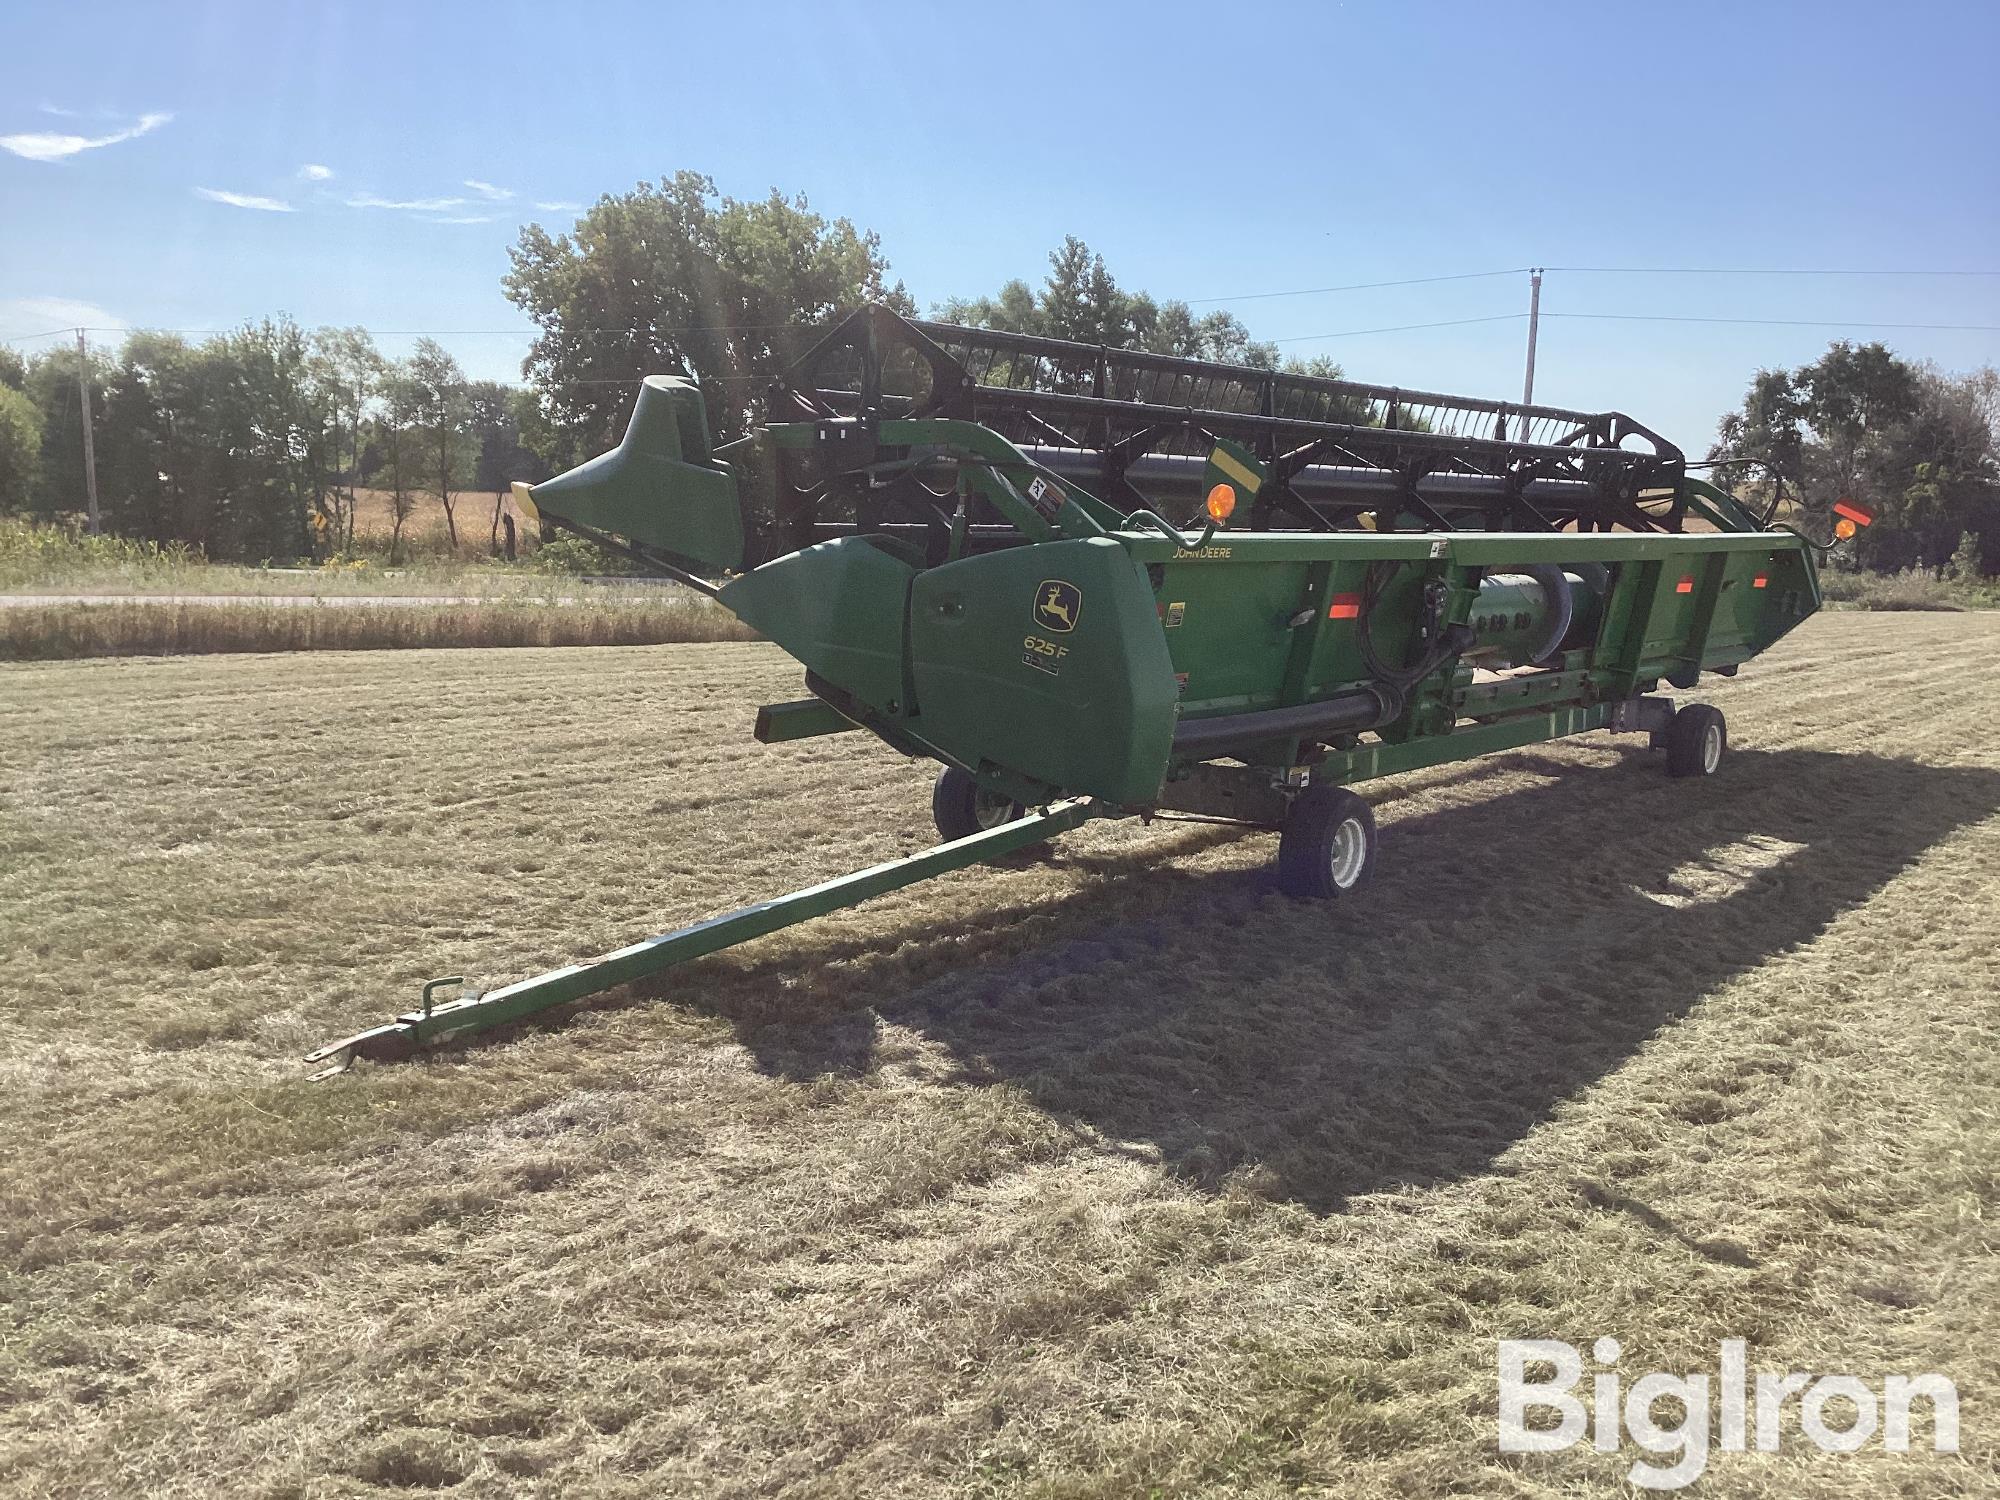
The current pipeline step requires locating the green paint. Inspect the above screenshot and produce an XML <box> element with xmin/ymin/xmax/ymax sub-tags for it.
<box><xmin>307</xmin><ymin>800</ymin><xmax>1104</xmax><ymax>1067</ymax></box>
<box><xmin>312</xmin><ymin>350</ymin><xmax>1827</xmax><ymax>1069</ymax></box>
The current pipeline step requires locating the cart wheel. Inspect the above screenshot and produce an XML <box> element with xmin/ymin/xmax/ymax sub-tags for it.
<box><xmin>1664</xmin><ymin>704</ymin><xmax>1727</xmax><ymax>778</ymax></box>
<box><xmin>1277</xmin><ymin>785</ymin><xmax>1378</xmax><ymax>900</ymax></box>
<box><xmin>932</xmin><ymin>766</ymin><xmax>1024</xmax><ymax>842</ymax></box>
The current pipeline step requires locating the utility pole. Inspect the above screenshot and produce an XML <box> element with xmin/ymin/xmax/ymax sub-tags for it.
<box><xmin>75</xmin><ymin>327</ymin><xmax>101</xmax><ymax>534</ymax></box>
<box><xmin>1521</xmin><ymin>268</ymin><xmax>1543</xmax><ymax>411</ymax></box>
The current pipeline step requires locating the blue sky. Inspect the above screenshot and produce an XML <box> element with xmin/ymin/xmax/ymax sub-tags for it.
<box><xmin>3</xmin><ymin>0</ymin><xmax>1997</xmax><ymax>455</ymax></box>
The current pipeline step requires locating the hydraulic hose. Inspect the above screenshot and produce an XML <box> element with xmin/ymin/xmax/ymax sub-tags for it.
<box><xmin>1171</xmin><ymin>684</ymin><xmax>1401</xmax><ymax>757</ymax></box>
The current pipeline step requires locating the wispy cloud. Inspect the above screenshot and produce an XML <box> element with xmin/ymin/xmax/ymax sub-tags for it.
<box><xmin>430</xmin><ymin>214</ymin><xmax>499</xmax><ymax>225</ymax></box>
<box><xmin>0</xmin><ymin>296</ymin><xmax>127</xmax><ymax>337</ymax></box>
<box><xmin>0</xmin><ymin>110</ymin><xmax>171</xmax><ymax>162</ymax></box>
<box><xmin>195</xmin><ymin>186</ymin><xmax>295</xmax><ymax>212</ymax></box>
<box><xmin>346</xmin><ymin>192</ymin><xmax>472</xmax><ymax>212</ymax></box>
<box><xmin>298</xmin><ymin>162</ymin><xmax>333</xmax><ymax>181</ymax></box>
<box><xmin>464</xmin><ymin>178</ymin><xmax>514</xmax><ymax>201</ymax></box>
<box><xmin>535</xmin><ymin>199</ymin><xmax>583</xmax><ymax>213</ymax></box>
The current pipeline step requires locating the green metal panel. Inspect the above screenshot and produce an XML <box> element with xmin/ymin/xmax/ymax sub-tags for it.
<box><xmin>527</xmin><ymin>377</ymin><xmax>744</xmax><ymax>570</ymax></box>
<box><xmin>522</xmin><ymin>396</ymin><xmax>1822</xmax><ymax>810</ymax></box>
<box><xmin>720</xmin><ymin>538</ymin><xmax>915</xmax><ymax>715</ymax></box>
<box><xmin>753</xmin><ymin>698</ymin><xmax>859</xmax><ymax>743</ymax></box>
<box><xmin>907</xmin><ymin>537</ymin><xmax>1180</xmax><ymax>805</ymax></box>
<box><xmin>1157</xmin><ymin>556</ymin><xmax>1311</xmax><ymax>712</ymax></box>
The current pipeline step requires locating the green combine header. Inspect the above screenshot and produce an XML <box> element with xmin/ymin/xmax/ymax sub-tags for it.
<box><xmin>310</xmin><ymin>306</ymin><xmax>1841</xmax><ymax>1072</ymax></box>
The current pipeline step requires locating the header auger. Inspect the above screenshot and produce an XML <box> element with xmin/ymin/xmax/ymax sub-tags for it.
<box><xmin>308</xmin><ymin>306</ymin><xmax>1827</xmax><ymax>1073</ymax></box>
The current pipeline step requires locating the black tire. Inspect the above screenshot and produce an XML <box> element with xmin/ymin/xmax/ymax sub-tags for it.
<box><xmin>1276</xmin><ymin>785</ymin><xmax>1378</xmax><ymax>900</ymax></box>
<box><xmin>932</xmin><ymin>765</ymin><xmax>1023</xmax><ymax>842</ymax></box>
<box><xmin>1664</xmin><ymin>704</ymin><xmax>1727</xmax><ymax>778</ymax></box>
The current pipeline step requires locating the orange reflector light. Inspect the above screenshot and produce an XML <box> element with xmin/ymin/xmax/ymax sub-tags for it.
<box><xmin>1205</xmin><ymin>482</ymin><xmax>1237</xmax><ymax>523</ymax></box>
<box><xmin>1675</xmin><ymin>575</ymin><xmax>1695</xmax><ymax>594</ymax></box>
<box><xmin>1833</xmin><ymin>498</ymin><xmax>1874</xmax><ymax>527</ymax></box>
<box><xmin>1753</xmin><ymin>574</ymin><xmax>1769</xmax><ymax>589</ymax></box>
<box><xmin>1835</xmin><ymin>517</ymin><xmax>1857</xmax><ymax>540</ymax></box>
<box><xmin>1328</xmin><ymin>592</ymin><xmax>1362</xmax><ymax>620</ymax></box>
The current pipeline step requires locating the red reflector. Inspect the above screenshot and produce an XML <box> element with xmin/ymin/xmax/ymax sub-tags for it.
<box><xmin>1753</xmin><ymin>574</ymin><xmax>1769</xmax><ymax>589</ymax></box>
<box><xmin>1328</xmin><ymin>593</ymin><xmax>1362</xmax><ymax>620</ymax></box>
<box><xmin>1675</xmin><ymin>576</ymin><xmax>1695</xmax><ymax>594</ymax></box>
<box><xmin>1833</xmin><ymin>498</ymin><xmax>1874</xmax><ymax>527</ymax></box>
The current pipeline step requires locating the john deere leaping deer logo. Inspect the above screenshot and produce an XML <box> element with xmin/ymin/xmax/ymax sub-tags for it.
<box><xmin>1033</xmin><ymin>580</ymin><xmax>1082</xmax><ymax>634</ymax></box>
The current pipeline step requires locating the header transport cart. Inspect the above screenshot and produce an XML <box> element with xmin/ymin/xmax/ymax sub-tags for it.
<box><xmin>309</xmin><ymin>306</ymin><xmax>1853</xmax><ymax>1072</ymax></box>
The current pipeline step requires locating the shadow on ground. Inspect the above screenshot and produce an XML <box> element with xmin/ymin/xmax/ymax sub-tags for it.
<box><xmin>716</xmin><ymin>747</ymin><xmax>2000</xmax><ymax>1213</ymax></box>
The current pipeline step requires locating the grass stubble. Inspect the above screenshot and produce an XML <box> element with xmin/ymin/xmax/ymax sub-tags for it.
<box><xmin>0</xmin><ymin>614</ymin><xmax>1995</xmax><ymax>1496</ymax></box>
<box><xmin>0</xmin><ymin>596</ymin><xmax>754</xmax><ymax>661</ymax></box>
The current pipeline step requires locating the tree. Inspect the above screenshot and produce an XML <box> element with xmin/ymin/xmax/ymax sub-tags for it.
<box><xmin>935</xmin><ymin>278</ymin><xmax>1042</xmax><ymax>336</ymax></box>
<box><xmin>939</xmin><ymin>237</ymin><xmax>1282</xmax><ymax>368</ymax></box>
<box><xmin>0</xmin><ymin>384</ymin><xmax>41</xmax><ymax>510</ymax></box>
<box><xmin>1712</xmin><ymin>343</ymin><xmax>1998</xmax><ymax>569</ymax></box>
<box><xmin>1039</xmin><ymin>236</ymin><xmax>1129</xmax><ymax>347</ymax></box>
<box><xmin>468</xmin><ymin>381</ymin><xmax>546</xmax><ymax>550</ymax></box>
<box><xmin>1794</xmin><ymin>341</ymin><xmax>1921</xmax><ymax>509</ymax></box>
<box><xmin>1711</xmin><ymin>368</ymin><xmax>1805</xmax><ymax>494</ymax></box>
<box><xmin>405</xmin><ymin>338</ymin><xmax>474</xmax><ymax>549</ymax></box>
<box><xmin>503</xmin><ymin>172</ymin><xmax>909</xmax><ymax>464</ymax></box>
<box><xmin>375</xmin><ymin>366</ymin><xmax>426</xmax><ymax>564</ymax></box>
<box><xmin>308</xmin><ymin>328</ymin><xmax>385</xmax><ymax>556</ymax></box>
<box><xmin>1888</xmin><ymin>366</ymin><xmax>2000</xmax><ymax>571</ymax></box>
<box><xmin>23</xmin><ymin>341</ymin><xmax>113</xmax><ymax>519</ymax></box>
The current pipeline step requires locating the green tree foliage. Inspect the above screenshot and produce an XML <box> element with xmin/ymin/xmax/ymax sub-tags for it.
<box><xmin>404</xmin><ymin>338</ymin><xmax>477</xmax><ymax>547</ymax></box>
<box><xmin>22</xmin><ymin>343</ymin><xmax>112</xmax><ymax>521</ymax></box>
<box><xmin>1</xmin><ymin>320</ymin><xmax>493</xmax><ymax>563</ymax></box>
<box><xmin>0</xmin><ymin>384</ymin><xmax>42</xmax><ymax>509</ymax></box>
<box><xmin>308</xmin><ymin>328</ymin><xmax>386</xmax><ymax>554</ymax></box>
<box><xmin>1948</xmin><ymin>529</ymin><xmax>1983</xmax><ymax>584</ymax></box>
<box><xmin>938</xmin><ymin>235</ymin><xmax>1280</xmax><ymax>367</ymax></box>
<box><xmin>373</xmin><ymin>364</ymin><xmax>428</xmax><ymax>565</ymax></box>
<box><xmin>502</xmin><ymin>172</ymin><xmax>910</xmax><ymax>463</ymax></box>
<box><xmin>468</xmin><ymin>382</ymin><xmax>548</xmax><ymax>550</ymax></box>
<box><xmin>1713</xmin><ymin>342</ymin><xmax>1998</xmax><ymax>572</ymax></box>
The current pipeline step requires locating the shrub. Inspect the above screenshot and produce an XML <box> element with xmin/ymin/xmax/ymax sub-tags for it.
<box><xmin>1818</xmin><ymin>567</ymin><xmax>1961</xmax><ymax>612</ymax></box>
<box><xmin>532</xmin><ymin>535</ymin><xmax>638</xmax><ymax>576</ymax></box>
<box><xmin>1948</xmin><ymin>531</ymin><xmax>1984</xmax><ymax>586</ymax></box>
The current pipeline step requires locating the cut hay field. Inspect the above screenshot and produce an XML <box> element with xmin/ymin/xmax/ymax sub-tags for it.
<box><xmin>2</xmin><ymin>613</ymin><xmax>1996</xmax><ymax>1497</ymax></box>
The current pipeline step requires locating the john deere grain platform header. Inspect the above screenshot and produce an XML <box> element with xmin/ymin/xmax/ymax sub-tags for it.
<box><xmin>311</xmin><ymin>306</ymin><xmax>1848</xmax><ymax>1071</ymax></box>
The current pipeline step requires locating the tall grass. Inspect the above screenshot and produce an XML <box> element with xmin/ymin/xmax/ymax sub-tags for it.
<box><xmin>0</xmin><ymin>516</ymin><xmax>205</xmax><ymax>589</ymax></box>
<box><xmin>0</xmin><ymin>516</ymin><xmax>577</xmax><ymax>597</ymax></box>
<box><xmin>0</xmin><ymin>598</ymin><xmax>756</xmax><ymax>660</ymax></box>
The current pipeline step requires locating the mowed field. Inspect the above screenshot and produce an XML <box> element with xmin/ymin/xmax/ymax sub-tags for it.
<box><xmin>2</xmin><ymin>613</ymin><xmax>1996</xmax><ymax>1498</ymax></box>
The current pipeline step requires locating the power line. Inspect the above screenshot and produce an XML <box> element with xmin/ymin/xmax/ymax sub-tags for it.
<box><xmin>1544</xmin><ymin>311</ymin><xmax>2000</xmax><ymax>333</ymax></box>
<box><xmin>1544</xmin><ymin>265</ymin><xmax>2000</xmax><ymax>277</ymax></box>
<box><xmin>1275</xmin><ymin>313</ymin><xmax>1527</xmax><ymax>343</ymax></box>
<box><xmin>1184</xmin><ymin>264</ymin><xmax>2000</xmax><ymax>308</ymax></box>
<box><xmin>1187</xmin><ymin>269</ymin><xmax>1528</xmax><ymax>306</ymax></box>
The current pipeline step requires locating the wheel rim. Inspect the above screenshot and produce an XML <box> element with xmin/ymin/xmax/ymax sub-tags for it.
<box><xmin>973</xmin><ymin>791</ymin><xmax>1016</xmax><ymax>830</ymax></box>
<box><xmin>1702</xmin><ymin>722</ymin><xmax>1722</xmax><ymax>774</ymax></box>
<box><xmin>1329</xmin><ymin>817</ymin><xmax>1368</xmax><ymax>888</ymax></box>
